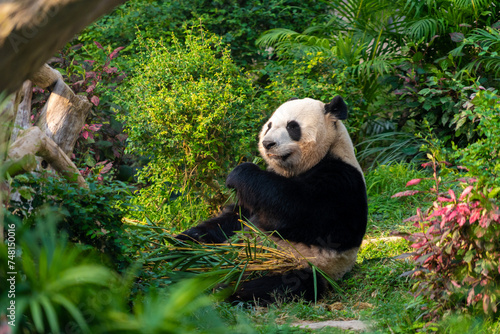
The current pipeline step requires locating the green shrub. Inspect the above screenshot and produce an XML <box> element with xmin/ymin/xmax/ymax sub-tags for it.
<box><xmin>390</xmin><ymin>56</ymin><xmax>478</xmax><ymax>146</ymax></box>
<box><xmin>455</xmin><ymin>87</ymin><xmax>500</xmax><ymax>186</ymax></box>
<box><xmin>117</xmin><ymin>27</ymin><xmax>264</xmax><ymax>223</ymax></box>
<box><xmin>78</xmin><ymin>0</ymin><xmax>330</xmax><ymax>67</ymax></box>
<box><xmin>256</xmin><ymin>0</ymin><xmax>405</xmax><ymax>103</ymax></box>
<box><xmin>396</xmin><ymin>89</ymin><xmax>500</xmax><ymax>319</ymax></box>
<box><xmin>9</xmin><ymin>172</ymin><xmax>133</xmax><ymax>270</ymax></box>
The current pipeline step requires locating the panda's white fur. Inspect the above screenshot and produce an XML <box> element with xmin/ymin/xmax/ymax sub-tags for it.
<box><xmin>271</xmin><ymin>237</ymin><xmax>359</xmax><ymax>280</ymax></box>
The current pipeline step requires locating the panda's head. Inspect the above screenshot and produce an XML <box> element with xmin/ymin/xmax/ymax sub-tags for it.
<box><xmin>259</xmin><ymin>96</ymin><xmax>359</xmax><ymax>177</ymax></box>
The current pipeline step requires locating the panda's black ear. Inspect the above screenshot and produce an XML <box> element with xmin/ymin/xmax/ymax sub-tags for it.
<box><xmin>325</xmin><ymin>96</ymin><xmax>348</xmax><ymax>120</ymax></box>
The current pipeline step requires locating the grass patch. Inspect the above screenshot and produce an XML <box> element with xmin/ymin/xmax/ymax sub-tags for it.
<box><xmin>210</xmin><ymin>237</ymin><xmax>419</xmax><ymax>333</ymax></box>
<box><xmin>365</xmin><ymin>163</ymin><xmax>434</xmax><ymax>237</ymax></box>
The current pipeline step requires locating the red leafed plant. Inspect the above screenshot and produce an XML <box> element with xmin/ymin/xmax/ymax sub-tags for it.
<box><xmin>393</xmin><ymin>156</ymin><xmax>500</xmax><ymax>318</ymax></box>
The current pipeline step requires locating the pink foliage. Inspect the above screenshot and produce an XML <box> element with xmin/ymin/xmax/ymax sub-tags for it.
<box><xmin>81</xmin><ymin>123</ymin><xmax>102</xmax><ymax>140</ymax></box>
<box><xmin>391</xmin><ymin>190</ymin><xmax>420</xmax><ymax>198</ymax></box>
<box><xmin>109</xmin><ymin>46</ymin><xmax>125</xmax><ymax>60</ymax></box>
<box><xmin>395</xmin><ymin>158</ymin><xmax>500</xmax><ymax>317</ymax></box>
<box><xmin>406</xmin><ymin>178</ymin><xmax>423</xmax><ymax>186</ymax></box>
<box><xmin>90</xmin><ymin>95</ymin><xmax>100</xmax><ymax>106</ymax></box>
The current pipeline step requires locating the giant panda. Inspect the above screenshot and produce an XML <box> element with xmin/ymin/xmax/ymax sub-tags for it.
<box><xmin>177</xmin><ymin>96</ymin><xmax>368</xmax><ymax>303</ymax></box>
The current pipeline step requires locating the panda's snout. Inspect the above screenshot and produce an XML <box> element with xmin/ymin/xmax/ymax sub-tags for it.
<box><xmin>262</xmin><ymin>140</ymin><xmax>276</xmax><ymax>150</ymax></box>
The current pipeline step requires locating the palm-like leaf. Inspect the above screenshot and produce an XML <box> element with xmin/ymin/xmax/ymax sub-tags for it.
<box><xmin>356</xmin><ymin>131</ymin><xmax>425</xmax><ymax>168</ymax></box>
<box><xmin>454</xmin><ymin>0</ymin><xmax>493</xmax><ymax>13</ymax></box>
<box><xmin>256</xmin><ymin>0</ymin><xmax>406</xmax><ymax>101</ymax></box>
<box><xmin>462</xmin><ymin>28</ymin><xmax>500</xmax><ymax>76</ymax></box>
<box><xmin>1</xmin><ymin>215</ymin><xmax>119</xmax><ymax>333</ymax></box>
<box><xmin>406</xmin><ymin>18</ymin><xmax>443</xmax><ymax>40</ymax></box>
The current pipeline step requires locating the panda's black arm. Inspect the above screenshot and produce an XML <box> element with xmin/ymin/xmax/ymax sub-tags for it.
<box><xmin>225</xmin><ymin>161</ymin><xmax>367</xmax><ymax>240</ymax></box>
<box><xmin>225</xmin><ymin>162</ymin><xmax>318</xmax><ymax>227</ymax></box>
<box><xmin>176</xmin><ymin>205</ymin><xmax>251</xmax><ymax>243</ymax></box>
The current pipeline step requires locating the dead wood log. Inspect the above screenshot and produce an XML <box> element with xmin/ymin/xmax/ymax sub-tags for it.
<box><xmin>0</xmin><ymin>0</ymin><xmax>127</xmax><ymax>94</ymax></box>
<box><xmin>10</xmin><ymin>80</ymin><xmax>33</xmax><ymax>144</ymax></box>
<box><xmin>0</xmin><ymin>93</ymin><xmax>19</xmax><ymax>163</ymax></box>
<box><xmin>8</xmin><ymin>126</ymin><xmax>88</xmax><ymax>188</ymax></box>
<box><xmin>30</xmin><ymin>63</ymin><xmax>63</xmax><ymax>89</ymax></box>
<box><xmin>36</xmin><ymin>77</ymin><xmax>92</xmax><ymax>156</ymax></box>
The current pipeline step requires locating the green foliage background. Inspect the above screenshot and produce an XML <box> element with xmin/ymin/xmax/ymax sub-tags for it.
<box><xmin>2</xmin><ymin>0</ymin><xmax>500</xmax><ymax>332</ymax></box>
<box><xmin>117</xmin><ymin>28</ymin><xmax>265</xmax><ymax>223</ymax></box>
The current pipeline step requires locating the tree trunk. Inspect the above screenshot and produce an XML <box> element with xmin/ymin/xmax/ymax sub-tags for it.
<box><xmin>0</xmin><ymin>0</ymin><xmax>127</xmax><ymax>94</ymax></box>
<box><xmin>2</xmin><ymin>63</ymin><xmax>93</xmax><ymax>190</ymax></box>
<box><xmin>36</xmin><ymin>78</ymin><xmax>92</xmax><ymax>156</ymax></box>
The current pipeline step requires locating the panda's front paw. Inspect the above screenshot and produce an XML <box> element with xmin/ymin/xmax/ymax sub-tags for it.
<box><xmin>175</xmin><ymin>228</ymin><xmax>203</xmax><ymax>243</ymax></box>
<box><xmin>226</xmin><ymin>162</ymin><xmax>260</xmax><ymax>189</ymax></box>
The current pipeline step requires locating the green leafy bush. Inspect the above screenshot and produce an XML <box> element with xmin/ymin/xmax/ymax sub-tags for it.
<box><xmin>395</xmin><ymin>89</ymin><xmax>500</xmax><ymax>319</ymax></box>
<box><xmin>78</xmin><ymin>0</ymin><xmax>330</xmax><ymax>67</ymax></box>
<box><xmin>117</xmin><ymin>27</ymin><xmax>264</xmax><ymax>223</ymax></box>
<box><xmin>9</xmin><ymin>172</ymin><xmax>133</xmax><ymax>270</ymax></box>
<box><xmin>455</xmin><ymin>88</ymin><xmax>500</xmax><ymax>186</ymax></box>
<box><xmin>256</xmin><ymin>0</ymin><xmax>405</xmax><ymax>102</ymax></box>
<box><xmin>391</xmin><ymin>58</ymin><xmax>476</xmax><ymax>145</ymax></box>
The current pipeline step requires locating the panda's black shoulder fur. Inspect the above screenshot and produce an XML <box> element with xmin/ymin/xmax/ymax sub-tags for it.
<box><xmin>225</xmin><ymin>152</ymin><xmax>367</xmax><ymax>252</ymax></box>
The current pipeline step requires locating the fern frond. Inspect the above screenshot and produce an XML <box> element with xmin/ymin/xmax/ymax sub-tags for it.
<box><xmin>465</xmin><ymin>57</ymin><xmax>500</xmax><ymax>77</ymax></box>
<box><xmin>356</xmin><ymin>53</ymin><xmax>395</xmax><ymax>77</ymax></box>
<box><xmin>469</xmin><ymin>27</ymin><xmax>500</xmax><ymax>49</ymax></box>
<box><xmin>356</xmin><ymin>131</ymin><xmax>425</xmax><ymax>167</ymax></box>
<box><xmin>407</xmin><ymin>18</ymin><xmax>441</xmax><ymax>40</ymax></box>
<box><xmin>333</xmin><ymin>34</ymin><xmax>365</xmax><ymax>66</ymax></box>
<box><xmin>454</xmin><ymin>0</ymin><xmax>492</xmax><ymax>12</ymax></box>
<box><xmin>481</xmin><ymin>57</ymin><xmax>500</xmax><ymax>74</ymax></box>
<box><xmin>452</xmin><ymin>27</ymin><xmax>500</xmax><ymax>77</ymax></box>
<box><xmin>256</xmin><ymin>28</ymin><xmax>300</xmax><ymax>48</ymax></box>
<box><xmin>256</xmin><ymin>27</ymin><xmax>334</xmax><ymax>57</ymax></box>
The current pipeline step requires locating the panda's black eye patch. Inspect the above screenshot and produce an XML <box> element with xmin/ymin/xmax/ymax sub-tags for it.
<box><xmin>264</xmin><ymin>122</ymin><xmax>272</xmax><ymax>135</ymax></box>
<box><xmin>286</xmin><ymin>120</ymin><xmax>301</xmax><ymax>141</ymax></box>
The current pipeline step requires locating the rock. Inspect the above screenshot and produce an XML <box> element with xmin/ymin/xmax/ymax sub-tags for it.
<box><xmin>293</xmin><ymin>320</ymin><xmax>369</xmax><ymax>331</ymax></box>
